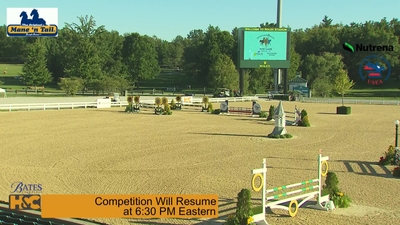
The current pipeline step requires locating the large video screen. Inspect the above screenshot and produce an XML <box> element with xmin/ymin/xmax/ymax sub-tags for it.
<box><xmin>243</xmin><ymin>31</ymin><xmax>288</xmax><ymax>61</ymax></box>
<box><xmin>238</xmin><ymin>28</ymin><xmax>290</xmax><ymax>68</ymax></box>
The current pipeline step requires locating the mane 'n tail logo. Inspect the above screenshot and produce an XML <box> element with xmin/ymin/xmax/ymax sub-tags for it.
<box><xmin>6</xmin><ymin>8</ymin><xmax>58</xmax><ymax>37</ymax></box>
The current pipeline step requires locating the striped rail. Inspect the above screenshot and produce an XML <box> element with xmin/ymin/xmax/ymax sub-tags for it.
<box><xmin>228</xmin><ymin>107</ymin><xmax>252</xmax><ymax>114</ymax></box>
<box><xmin>219</xmin><ymin>100</ymin><xmax>262</xmax><ymax>117</ymax></box>
<box><xmin>266</xmin><ymin>179</ymin><xmax>319</xmax><ymax>201</ymax></box>
<box><xmin>250</xmin><ymin>153</ymin><xmax>333</xmax><ymax>225</ymax></box>
<box><xmin>283</xmin><ymin>107</ymin><xmax>301</xmax><ymax>125</ymax></box>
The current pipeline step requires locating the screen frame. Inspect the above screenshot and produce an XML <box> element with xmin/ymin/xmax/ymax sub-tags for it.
<box><xmin>238</xmin><ymin>27</ymin><xmax>291</xmax><ymax>69</ymax></box>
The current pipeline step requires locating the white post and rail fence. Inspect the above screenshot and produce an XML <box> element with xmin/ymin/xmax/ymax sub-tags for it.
<box><xmin>0</xmin><ymin>96</ymin><xmax>259</xmax><ymax>112</ymax></box>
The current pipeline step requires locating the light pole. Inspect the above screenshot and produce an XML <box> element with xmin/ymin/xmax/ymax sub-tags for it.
<box><xmin>274</xmin><ymin>0</ymin><xmax>282</xmax><ymax>93</ymax></box>
<box><xmin>395</xmin><ymin>120</ymin><xmax>399</xmax><ymax>148</ymax></box>
<box><xmin>395</xmin><ymin>120</ymin><xmax>400</xmax><ymax>165</ymax></box>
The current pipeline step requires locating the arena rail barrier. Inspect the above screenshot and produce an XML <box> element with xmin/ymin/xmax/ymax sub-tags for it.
<box><xmin>0</xmin><ymin>96</ymin><xmax>258</xmax><ymax>112</ymax></box>
<box><xmin>301</xmin><ymin>98</ymin><xmax>400</xmax><ymax>105</ymax></box>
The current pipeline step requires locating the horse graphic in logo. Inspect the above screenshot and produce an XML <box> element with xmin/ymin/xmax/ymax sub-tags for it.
<box><xmin>30</xmin><ymin>9</ymin><xmax>46</xmax><ymax>25</ymax></box>
<box><xmin>19</xmin><ymin>11</ymin><xmax>32</xmax><ymax>25</ymax></box>
<box><xmin>359</xmin><ymin>55</ymin><xmax>391</xmax><ymax>85</ymax></box>
<box><xmin>259</xmin><ymin>38</ymin><xmax>272</xmax><ymax>46</ymax></box>
<box><xmin>363</xmin><ymin>62</ymin><xmax>385</xmax><ymax>79</ymax></box>
<box><xmin>19</xmin><ymin>9</ymin><xmax>46</xmax><ymax>26</ymax></box>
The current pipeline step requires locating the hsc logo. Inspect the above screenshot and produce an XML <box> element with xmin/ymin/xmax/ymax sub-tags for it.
<box><xmin>6</xmin><ymin>8</ymin><xmax>58</xmax><ymax>37</ymax></box>
<box><xmin>9</xmin><ymin>195</ymin><xmax>41</xmax><ymax>210</ymax></box>
<box><xmin>9</xmin><ymin>182</ymin><xmax>42</xmax><ymax>210</ymax></box>
<box><xmin>358</xmin><ymin>55</ymin><xmax>391</xmax><ymax>85</ymax></box>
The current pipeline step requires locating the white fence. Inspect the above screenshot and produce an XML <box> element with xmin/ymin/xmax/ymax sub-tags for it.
<box><xmin>0</xmin><ymin>96</ymin><xmax>258</xmax><ymax>112</ymax></box>
<box><xmin>301</xmin><ymin>98</ymin><xmax>400</xmax><ymax>105</ymax></box>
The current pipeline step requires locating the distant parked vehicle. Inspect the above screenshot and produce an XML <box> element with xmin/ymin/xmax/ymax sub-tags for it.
<box><xmin>213</xmin><ymin>88</ymin><xmax>230</xmax><ymax>97</ymax></box>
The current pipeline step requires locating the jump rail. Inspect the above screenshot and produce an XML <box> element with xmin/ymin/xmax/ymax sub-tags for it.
<box><xmin>250</xmin><ymin>153</ymin><xmax>334</xmax><ymax>225</ymax></box>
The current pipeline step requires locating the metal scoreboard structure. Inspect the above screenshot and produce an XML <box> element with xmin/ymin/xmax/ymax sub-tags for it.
<box><xmin>238</xmin><ymin>27</ymin><xmax>291</xmax><ymax>68</ymax></box>
<box><xmin>237</xmin><ymin>27</ymin><xmax>291</xmax><ymax>95</ymax></box>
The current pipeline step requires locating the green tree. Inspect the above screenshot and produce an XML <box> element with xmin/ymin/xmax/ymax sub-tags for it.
<box><xmin>183</xmin><ymin>29</ymin><xmax>205</xmax><ymax>82</ymax></box>
<box><xmin>202</xmin><ymin>25</ymin><xmax>223</xmax><ymax>84</ymax></box>
<box><xmin>334</xmin><ymin>69</ymin><xmax>355</xmax><ymax>106</ymax></box>
<box><xmin>122</xmin><ymin>33</ymin><xmax>160</xmax><ymax>87</ymax></box>
<box><xmin>247</xmin><ymin>68</ymin><xmax>273</xmax><ymax>94</ymax></box>
<box><xmin>154</xmin><ymin>37</ymin><xmax>170</xmax><ymax>66</ymax></box>
<box><xmin>169</xmin><ymin>35</ymin><xmax>186</xmax><ymax>67</ymax></box>
<box><xmin>287</xmin><ymin>33</ymin><xmax>301</xmax><ymax>81</ymax></box>
<box><xmin>300</xmin><ymin>24</ymin><xmax>340</xmax><ymax>56</ymax></box>
<box><xmin>45</xmin><ymin>34</ymin><xmax>64</xmax><ymax>82</ymax></box>
<box><xmin>114</xmin><ymin>76</ymin><xmax>131</xmax><ymax>94</ymax></box>
<box><xmin>302</xmin><ymin>52</ymin><xmax>345</xmax><ymax>86</ymax></box>
<box><xmin>97</xmin><ymin>30</ymin><xmax>127</xmax><ymax>77</ymax></box>
<box><xmin>0</xmin><ymin>25</ymin><xmax>27</xmax><ymax>63</ymax></box>
<box><xmin>231</xmin><ymin>27</ymin><xmax>239</xmax><ymax>68</ymax></box>
<box><xmin>62</xmin><ymin>15</ymin><xmax>105</xmax><ymax>92</ymax></box>
<box><xmin>20</xmin><ymin>39</ymin><xmax>52</xmax><ymax>93</ymax></box>
<box><xmin>312</xmin><ymin>77</ymin><xmax>333</xmax><ymax>97</ymax></box>
<box><xmin>321</xmin><ymin>15</ymin><xmax>333</xmax><ymax>27</ymax></box>
<box><xmin>101</xmin><ymin>76</ymin><xmax>118</xmax><ymax>94</ymax></box>
<box><xmin>208</xmin><ymin>54</ymin><xmax>239</xmax><ymax>90</ymax></box>
<box><xmin>58</xmin><ymin>77</ymin><xmax>84</xmax><ymax>95</ymax></box>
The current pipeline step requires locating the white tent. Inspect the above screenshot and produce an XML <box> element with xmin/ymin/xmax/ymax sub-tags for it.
<box><xmin>0</xmin><ymin>88</ymin><xmax>6</xmax><ymax>98</ymax></box>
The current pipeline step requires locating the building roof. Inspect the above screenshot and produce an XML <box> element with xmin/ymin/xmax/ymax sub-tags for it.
<box><xmin>289</xmin><ymin>77</ymin><xmax>308</xmax><ymax>83</ymax></box>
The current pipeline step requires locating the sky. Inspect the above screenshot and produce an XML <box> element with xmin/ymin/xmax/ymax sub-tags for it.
<box><xmin>1</xmin><ymin>0</ymin><xmax>400</xmax><ymax>41</ymax></box>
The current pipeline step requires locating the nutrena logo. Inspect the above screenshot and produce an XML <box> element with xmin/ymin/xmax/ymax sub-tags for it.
<box><xmin>355</xmin><ymin>44</ymin><xmax>394</xmax><ymax>51</ymax></box>
<box><xmin>343</xmin><ymin>42</ymin><xmax>394</xmax><ymax>53</ymax></box>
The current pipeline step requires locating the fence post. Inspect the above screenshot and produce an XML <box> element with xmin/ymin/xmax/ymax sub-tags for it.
<box><xmin>44</xmin><ymin>104</ymin><xmax>46</xmax><ymax>110</ymax></box>
<box><xmin>85</xmin><ymin>103</ymin><xmax>87</xmax><ymax>109</ymax></box>
<box><xmin>72</xmin><ymin>103</ymin><xmax>74</xmax><ymax>109</ymax></box>
<box><xmin>28</xmin><ymin>104</ymin><xmax>30</xmax><ymax>111</ymax></box>
<box><xmin>397</xmin><ymin>101</ymin><xmax>399</xmax><ymax>106</ymax></box>
<box><xmin>356</xmin><ymin>100</ymin><xmax>357</xmax><ymax>104</ymax></box>
<box><xmin>58</xmin><ymin>104</ymin><xmax>60</xmax><ymax>110</ymax></box>
<box><xmin>9</xmin><ymin>105</ymin><xmax>11</xmax><ymax>112</ymax></box>
<box><xmin>369</xmin><ymin>100</ymin><xmax>371</xmax><ymax>105</ymax></box>
<box><xmin>328</xmin><ymin>99</ymin><xmax>330</xmax><ymax>103</ymax></box>
<box><xmin>382</xmin><ymin>100</ymin><xmax>384</xmax><ymax>105</ymax></box>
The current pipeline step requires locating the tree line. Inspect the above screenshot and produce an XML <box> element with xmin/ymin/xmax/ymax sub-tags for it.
<box><xmin>0</xmin><ymin>15</ymin><xmax>399</xmax><ymax>96</ymax></box>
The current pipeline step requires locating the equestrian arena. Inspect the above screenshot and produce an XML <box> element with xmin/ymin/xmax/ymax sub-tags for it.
<box><xmin>0</xmin><ymin>99</ymin><xmax>399</xmax><ymax>225</ymax></box>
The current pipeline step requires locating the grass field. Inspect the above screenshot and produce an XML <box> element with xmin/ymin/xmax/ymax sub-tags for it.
<box><xmin>0</xmin><ymin>101</ymin><xmax>399</xmax><ymax>225</ymax></box>
<box><xmin>0</xmin><ymin>64</ymin><xmax>23</xmax><ymax>76</ymax></box>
